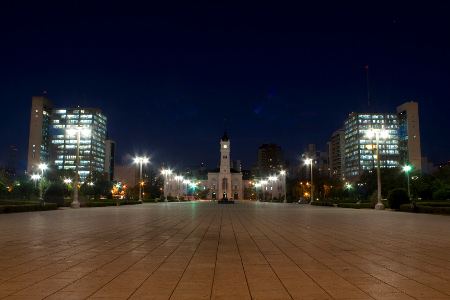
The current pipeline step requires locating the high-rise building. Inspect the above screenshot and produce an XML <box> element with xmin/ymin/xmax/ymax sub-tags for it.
<box><xmin>298</xmin><ymin>144</ymin><xmax>329</xmax><ymax>181</ymax></box>
<box><xmin>27</xmin><ymin>96</ymin><xmax>54</xmax><ymax>174</ymax></box>
<box><xmin>50</xmin><ymin>108</ymin><xmax>107</xmax><ymax>180</ymax></box>
<box><xmin>256</xmin><ymin>143</ymin><xmax>285</xmax><ymax>177</ymax></box>
<box><xmin>330</xmin><ymin>129</ymin><xmax>345</xmax><ymax>181</ymax></box>
<box><xmin>340</xmin><ymin>102</ymin><xmax>422</xmax><ymax>182</ymax></box>
<box><xmin>397</xmin><ymin>102</ymin><xmax>421</xmax><ymax>171</ymax></box>
<box><xmin>105</xmin><ymin>140</ymin><xmax>116</xmax><ymax>181</ymax></box>
<box><xmin>344</xmin><ymin>112</ymin><xmax>399</xmax><ymax>181</ymax></box>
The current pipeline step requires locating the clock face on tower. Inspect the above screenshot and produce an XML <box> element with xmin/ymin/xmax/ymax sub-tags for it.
<box><xmin>223</xmin><ymin>145</ymin><xmax>228</xmax><ymax>148</ymax></box>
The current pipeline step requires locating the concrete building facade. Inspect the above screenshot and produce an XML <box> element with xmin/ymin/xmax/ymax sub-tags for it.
<box><xmin>27</xmin><ymin>96</ymin><xmax>54</xmax><ymax>174</ymax></box>
<box><xmin>27</xmin><ymin>97</ymin><xmax>110</xmax><ymax>181</ymax></box>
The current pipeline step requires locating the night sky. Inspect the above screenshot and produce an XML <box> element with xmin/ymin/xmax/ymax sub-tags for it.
<box><xmin>1</xmin><ymin>2</ymin><xmax>449</xmax><ymax>172</ymax></box>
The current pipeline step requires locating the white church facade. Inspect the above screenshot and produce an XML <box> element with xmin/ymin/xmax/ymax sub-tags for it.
<box><xmin>163</xmin><ymin>131</ymin><xmax>285</xmax><ymax>201</ymax></box>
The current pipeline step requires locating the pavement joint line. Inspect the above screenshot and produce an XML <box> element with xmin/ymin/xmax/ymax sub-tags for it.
<box><xmin>167</xmin><ymin>208</ymin><xmax>219</xmax><ymax>299</ymax></box>
<box><xmin>252</xmin><ymin>204</ymin><xmax>450</xmax><ymax>299</ymax></box>
<box><xmin>209</xmin><ymin>206</ymin><xmax>223</xmax><ymax>299</ymax></box>
<box><xmin>2</xmin><ymin>207</ymin><xmax>209</xmax><ymax>299</ymax></box>
<box><xmin>0</xmin><ymin>208</ymin><xmax>188</xmax><ymax>283</ymax></box>
<box><xmin>0</xmin><ymin>208</ymin><xmax>185</xmax><ymax>269</ymax></box>
<box><xmin>247</xmin><ymin>207</ymin><xmax>401</xmax><ymax>299</ymax></box>
<box><xmin>1</xmin><ymin>202</ymin><xmax>449</xmax><ymax>299</ymax></box>
<box><xmin>270</xmin><ymin>207</ymin><xmax>450</xmax><ymax>289</ymax></box>
<box><xmin>126</xmin><ymin>207</ymin><xmax>217</xmax><ymax>299</ymax></box>
<box><xmin>230</xmin><ymin>206</ymin><xmax>294</xmax><ymax>300</ymax></box>
<box><xmin>234</xmin><ymin>206</ymin><xmax>336</xmax><ymax>300</ymax></box>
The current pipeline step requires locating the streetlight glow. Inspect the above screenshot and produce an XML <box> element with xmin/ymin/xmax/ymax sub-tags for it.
<box><xmin>365</xmin><ymin>126</ymin><xmax>388</xmax><ymax>210</ymax></box>
<box><xmin>135</xmin><ymin>157</ymin><xmax>149</xmax><ymax>202</ymax></box>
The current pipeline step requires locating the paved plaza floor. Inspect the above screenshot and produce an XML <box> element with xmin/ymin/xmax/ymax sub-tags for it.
<box><xmin>1</xmin><ymin>202</ymin><xmax>450</xmax><ymax>300</ymax></box>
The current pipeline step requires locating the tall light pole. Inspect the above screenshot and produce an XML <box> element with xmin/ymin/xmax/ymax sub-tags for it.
<box><xmin>32</xmin><ymin>174</ymin><xmax>40</xmax><ymax>187</ymax></box>
<box><xmin>255</xmin><ymin>183</ymin><xmax>261</xmax><ymax>201</ymax></box>
<box><xmin>306</xmin><ymin>159</ymin><xmax>313</xmax><ymax>204</ymax></box>
<box><xmin>366</xmin><ymin>127</ymin><xmax>389</xmax><ymax>210</ymax></box>
<box><xmin>183</xmin><ymin>179</ymin><xmax>190</xmax><ymax>200</ymax></box>
<box><xmin>280</xmin><ymin>171</ymin><xmax>286</xmax><ymax>203</ymax></box>
<box><xmin>175</xmin><ymin>176</ymin><xmax>183</xmax><ymax>201</ymax></box>
<box><xmin>162</xmin><ymin>169</ymin><xmax>172</xmax><ymax>202</ymax></box>
<box><xmin>261</xmin><ymin>180</ymin><xmax>268</xmax><ymax>201</ymax></box>
<box><xmin>67</xmin><ymin>127</ymin><xmax>91</xmax><ymax>209</ymax></box>
<box><xmin>135</xmin><ymin>157</ymin><xmax>149</xmax><ymax>202</ymax></box>
<box><xmin>269</xmin><ymin>176</ymin><xmax>277</xmax><ymax>202</ymax></box>
<box><xmin>403</xmin><ymin>165</ymin><xmax>411</xmax><ymax>198</ymax></box>
<box><xmin>39</xmin><ymin>164</ymin><xmax>47</xmax><ymax>209</ymax></box>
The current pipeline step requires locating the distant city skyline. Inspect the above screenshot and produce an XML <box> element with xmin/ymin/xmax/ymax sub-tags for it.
<box><xmin>1</xmin><ymin>2</ymin><xmax>449</xmax><ymax>172</ymax></box>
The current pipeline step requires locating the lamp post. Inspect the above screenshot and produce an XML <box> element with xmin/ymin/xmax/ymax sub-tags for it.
<box><xmin>255</xmin><ymin>183</ymin><xmax>261</xmax><ymax>201</ymax></box>
<box><xmin>305</xmin><ymin>159</ymin><xmax>313</xmax><ymax>204</ymax></box>
<box><xmin>162</xmin><ymin>169</ymin><xmax>172</xmax><ymax>202</ymax></box>
<box><xmin>175</xmin><ymin>176</ymin><xmax>183</xmax><ymax>201</ymax></box>
<box><xmin>39</xmin><ymin>164</ymin><xmax>47</xmax><ymax>209</ymax></box>
<box><xmin>366</xmin><ymin>127</ymin><xmax>389</xmax><ymax>210</ymax></box>
<box><xmin>346</xmin><ymin>183</ymin><xmax>351</xmax><ymax>200</ymax></box>
<box><xmin>135</xmin><ymin>157</ymin><xmax>149</xmax><ymax>202</ymax></box>
<box><xmin>32</xmin><ymin>174</ymin><xmax>40</xmax><ymax>187</ymax></box>
<box><xmin>269</xmin><ymin>176</ymin><xmax>277</xmax><ymax>202</ymax></box>
<box><xmin>403</xmin><ymin>165</ymin><xmax>411</xmax><ymax>198</ymax></box>
<box><xmin>67</xmin><ymin>127</ymin><xmax>91</xmax><ymax>209</ymax></box>
<box><xmin>183</xmin><ymin>179</ymin><xmax>190</xmax><ymax>200</ymax></box>
<box><xmin>280</xmin><ymin>171</ymin><xmax>286</xmax><ymax>203</ymax></box>
<box><xmin>261</xmin><ymin>180</ymin><xmax>268</xmax><ymax>201</ymax></box>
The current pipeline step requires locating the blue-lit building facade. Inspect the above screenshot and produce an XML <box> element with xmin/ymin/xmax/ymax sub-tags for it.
<box><xmin>50</xmin><ymin>108</ymin><xmax>107</xmax><ymax>181</ymax></box>
<box><xmin>344</xmin><ymin>113</ymin><xmax>400</xmax><ymax>181</ymax></box>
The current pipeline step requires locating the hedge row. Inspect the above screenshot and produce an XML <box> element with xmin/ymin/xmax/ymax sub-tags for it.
<box><xmin>0</xmin><ymin>200</ymin><xmax>41</xmax><ymax>205</ymax></box>
<box><xmin>413</xmin><ymin>202</ymin><xmax>450</xmax><ymax>207</ymax></box>
<box><xmin>0</xmin><ymin>203</ymin><xmax>58</xmax><ymax>213</ymax></box>
<box><xmin>338</xmin><ymin>203</ymin><xmax>373</xmax><ymax>209</ymax></box>
<box><xmin>85</xmin><ymin>201</ymin><xmax>142</xmax><ymax>207</ymax></box>
<box><xmin>399</xmin><ymin>204</ymin><xmax>450</xmax><ymax>214</ymax></box>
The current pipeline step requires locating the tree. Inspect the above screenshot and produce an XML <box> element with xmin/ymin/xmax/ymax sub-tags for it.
<box><xmin>387</xmin><ymin>188</ymin><xmax>410</xmax><ymax>210</ymax></box>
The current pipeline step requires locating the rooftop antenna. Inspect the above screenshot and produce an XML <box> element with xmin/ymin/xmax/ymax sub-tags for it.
<box><xmin>366</xmin><ymin>65</ymin><xmax>370</xmax><ymax>110</ymax></box>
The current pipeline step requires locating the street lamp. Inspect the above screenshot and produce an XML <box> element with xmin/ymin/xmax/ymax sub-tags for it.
<box><xmin>39</xmin><ymin>164</ymin><xmax>47</xmax><ymax>209</ymax></box>
<box><xmin>183</xmin><ymin>179</ymin><xmax>190</xmax><ymax>200</ymax></box>
<box><xmin>67</xmin><ymin>127</ymin><xmax>91</xmax><ymax>209</ymax></box>
<box><xmin>346</xmin><ymin>183</ymin><xmax>351</xmax><ymax>200</ymax></box>
<box><xmin>175</xmin><ymin>176</ymin><xmax>183</xmax><ymax>201</ymax></box>
<box><xmin>366</xmin><ymin>127</ymin><xmax>389</xmax><ymax>210</ymax></box>
<box><xmin>31</xmin><ymin>174</ymin><xmax>40</xmax><ymax>187</ymax></box>
<box><xmin>261</xmin><ymin>180</ymin><xmax>268</xmax><ymax>201</ymax></box>
<box><xmin>305</xmin><ymin>159</ymin><xmax>313</xmax><ymax>204</ymax></box>
<box><xmin>135</xmin><ymin>157</ymin><xmax>149</xmax><ymax>202</ymax></box>
<box><xmin>255</xmin><ymin>183</ymin><xmax>261</xmax><ymax>201</ymax></box>
<box><xmin>162</xmin><ymin>169</ymin><xmax>172</xmax><ymax>202</ymax></box>
<box><xmin>269</xmin><ymin>176</ymin><xmax>277</xmax><ymax>202</ymax></box>
<box><xmin>280</xmin><ymin>171</ymin><xmax>286</xmax><ymax>203</ymax></box>
<box><xmin>403</xmin><ymin>165</ymin><xmax>411</xmax><ymax>199</ymax></box>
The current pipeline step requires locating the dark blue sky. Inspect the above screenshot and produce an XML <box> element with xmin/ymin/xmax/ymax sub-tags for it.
<box><xmin>1</xmin><ymin>1</ymin><xmax>449</xmax><ymax>171</ymax></box>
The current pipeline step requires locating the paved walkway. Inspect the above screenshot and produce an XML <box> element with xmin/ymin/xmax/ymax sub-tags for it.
<box><xmin>0</xmin><ymin>202</ymin><xmax>450</xmax><ymax>300</ymax></box>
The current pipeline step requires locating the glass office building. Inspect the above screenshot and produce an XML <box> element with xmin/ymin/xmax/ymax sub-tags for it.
<box><xmin>50</xmin><ymin>108</ymin><xmax>107</xmax><ymax>181</ymax></box>
<box><xmin>344</xmin><ymin>113</ymin><xmax>399</xmax><ymax>180</ymax></box>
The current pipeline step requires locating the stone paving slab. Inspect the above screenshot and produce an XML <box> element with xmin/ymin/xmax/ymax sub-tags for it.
<box><xmin>1</xmin><ymin>202</ymin><xmax>450</xmax><ymax>299</ymax></box>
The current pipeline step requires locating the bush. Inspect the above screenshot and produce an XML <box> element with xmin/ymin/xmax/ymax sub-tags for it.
<box><xmin>433</xmin><ymin>189</ymin><xmax>450</xmax><ymax>200</ymax></box>
<box><xmin>0</xmin><ymin>203</ymin><xmax>57</xmax><ymax>213</ymax></box>
<box><xmin>339</xmin><ymin>203</ymin><xmax>373</xmax><ymax>209</ymax></box>
<box><xmin>387</xmin><ymin>188</ymin><xmax>410</xmax><ymax>210</ymax></box>
<box><xmin>178</xmin><ymin>196</ymin><xmax>184</xmax><ymax>202</ymax></box>
<box><xmin>399</xmin><ymin>204</ymin><xmax>450</xmax><ymax>214</ymax></box>
<box><xmin>85</xmin><ymin>201</ymin><xmax>118</xmax><ymax>207</ymax></box>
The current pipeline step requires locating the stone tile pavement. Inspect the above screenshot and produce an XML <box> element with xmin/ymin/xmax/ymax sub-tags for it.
<box><xmin>0</xmin><ymin>202</ymin><xmax>450</xmax><ymax>299</ymax></box>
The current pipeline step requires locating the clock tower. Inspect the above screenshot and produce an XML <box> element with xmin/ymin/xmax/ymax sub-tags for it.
<box><xmin>220</xmin><ymin>130</ymin><xmax>230</xmax><ymax>173</ymax></box>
